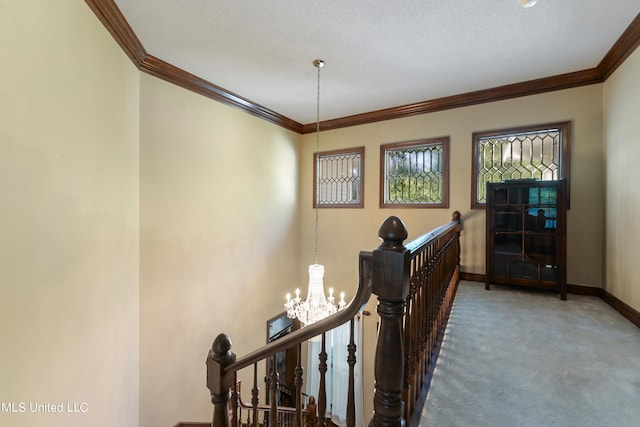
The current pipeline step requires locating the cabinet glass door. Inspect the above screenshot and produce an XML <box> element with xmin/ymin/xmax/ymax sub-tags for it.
<box><xmin>490</xmin><ymin>184</ymin><xmax>558</xmax><ymax>281</ymax></box>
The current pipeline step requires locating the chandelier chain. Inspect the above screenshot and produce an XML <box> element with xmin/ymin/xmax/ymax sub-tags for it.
<box><xmin>314</xmin><ymin>59</ymin><xmax>322</xmax><ymax>265</ymax></box>
<box><xmin>284</xmin><ymin>59</ymin><xmax>346</xmax><ymax>328</ymax></box>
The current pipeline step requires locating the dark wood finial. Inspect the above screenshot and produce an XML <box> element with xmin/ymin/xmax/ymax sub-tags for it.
<box><xmin>212</xmin><ymin>333</ymin><xmax>232</xmax><ymax>358</ymax></box>
<box><xmin>378</xmin><ymin>216</ymin><xmax>408</xmax><ymax>249</ymax></box>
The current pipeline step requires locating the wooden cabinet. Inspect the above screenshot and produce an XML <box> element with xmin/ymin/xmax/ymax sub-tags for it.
<box><xmin>485</xmin><ymin>179</ymin><xmax>567</xmax><ymax>299</ymax></box>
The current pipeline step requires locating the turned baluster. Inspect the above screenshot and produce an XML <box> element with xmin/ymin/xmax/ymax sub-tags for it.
<box><xmin>426</xmin><ymin>251</ymin><xmax>436</xmax><ymax>370</ymax></box>
<box><xmin>231</xmin><ymin>383</ymin><xmax>239</xmax><ymax>427</ymax></box>
<box><xmin>251</xmin><ymin>363</ymin><xmax>259</xmax><ymax>427</ymax></box>
<box><xmin>403</xmin><ymin>266</ymin><xmax>417</xmax><ymax>420</ymax></box>
<box><xmin>306</xmin><ymin>396</ymin><xmax>317</xmax><ymax>427</ymax></box>
<box><xmin>269</xmin><ymin>355</ymin><xmax>279</xmax><ymax>427</ymax></box>
<box><xmin>346</xmin><ymin>318</ymin><xmax>357</xmax><ymax>427</ymax></box>
<box><xmin>294</xmin><ymin>342</ymin><xmax>303</xmax><ymax>427</ymax></box>
<box><xmin>417</xmin><ymin>252</ymin><xmax>428</xmax><ymax>388</ymax></box>
<box><xmin>317</xmin><ymin>333</ymin><xmax>328</xmax><ymax>427</ymax></box>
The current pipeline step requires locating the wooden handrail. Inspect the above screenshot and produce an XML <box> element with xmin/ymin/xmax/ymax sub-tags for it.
<box><xmin>206</xmin><ymin>212</ymin><xmax>462</xmax><ymax>427</ymax></box>
<box><xmin>404</xmin><ymin>211</ymin><xmax>461</xmax><ymax>253</ymax></box>
<box><xmin>207</xmin><ymin>253</ymin><xmax>374</xmax><ymax>427</ymax></box>
<box><xmin>363</xmin><ymin>212</ymin><xmax>462</xmax><ymax>426</ymax></box>
<box><xmin>401</xmin><ymin>211</ymin><xmax>462</xmax><ymax>423</ymax></box>
<box><xmin>227</xmin><ymin>253</ymin><xmax>374</xmax><ymax>373</ymax></box>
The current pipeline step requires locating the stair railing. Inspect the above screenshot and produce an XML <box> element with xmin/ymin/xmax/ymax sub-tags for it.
<box><xmin>206</xmin><ymin>212</ymin><xmax>462</xmax><ymax>427</ymax></box>
<box><xmin>232</xmin><ymin>381</ymin><xmax>316</xmax><ymax>427</ymax></box>
<box><xmin>401</xmin><ymin>211</ymin><xmax>462</xmax><ymax>422</ymax></box>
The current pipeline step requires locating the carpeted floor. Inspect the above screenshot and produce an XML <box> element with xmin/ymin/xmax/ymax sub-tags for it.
<box><xmin>419</xmin><ymin>281</ymin><xmax>640</xmax><ymax>427</ymax></box>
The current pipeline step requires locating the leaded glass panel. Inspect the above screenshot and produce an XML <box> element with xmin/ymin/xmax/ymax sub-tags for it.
<box><xmin>380</xmin><ymin>138</ymin><xmax>449</xmax><ymax>208</ymax></box>
<box><xmin>473</xmin><ymin>123</ymin><xmax>569</xmax><ymax>207</ymax></box>
<box><xmin>314</xmin><ymin>147</ymin><xmax>364</xmax><ymax>208</ymax></box>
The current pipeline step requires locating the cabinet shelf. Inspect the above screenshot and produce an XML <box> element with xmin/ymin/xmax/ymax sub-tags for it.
<box><xmin>486</xmin><ymin>179</ymin><xmax>567</xmax><ymax>300</ymax></box>
<box><xmin>493</xmin><ymin>231</ymin><xmax>556</xmax><ymax>236</ymax></box>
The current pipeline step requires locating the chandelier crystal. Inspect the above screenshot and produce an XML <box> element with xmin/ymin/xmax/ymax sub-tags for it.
<box><xmin>285</xmin><ymin>264</ymin><xmax>346</xmax><ymax>326</ymax></box>
<box><xmin>284</xmin><ymin>59</ymin><xmax>346</xmax><ymax>326</ymax></box>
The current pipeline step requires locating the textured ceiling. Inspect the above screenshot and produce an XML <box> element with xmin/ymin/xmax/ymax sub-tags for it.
<box><xmin>114</xmin><ymin>0</ymin><xmax>640</xmax><ymax>125</ymax></box>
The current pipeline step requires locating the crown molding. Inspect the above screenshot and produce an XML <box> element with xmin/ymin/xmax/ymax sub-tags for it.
<box><xmin>87</xmin><ymin>1</ymin><xmax>638</xmax><ymax>135</ymax></box>
<box><xmin>597</xmin><ymin>12</ymin><xmax>640</xmax><ymax>80</ymax></box>
<box><xmin>85</xmin><ymin>0</ymin><xmax>304</xmax><ymax>133</ymax></box>
<box><xmin>85</xmin><ymin>0</ymin><xmax>146</xmax><ymax>65</ymax></box>
<box><xmin>302</xmin><ymin>68</ymin><xmax>603</xmax><ymax>133</ymax></box>
<box><xmin>139</xmin><ymin>55</ymin><xmax>304</xmax><ymax>133</ymax></box>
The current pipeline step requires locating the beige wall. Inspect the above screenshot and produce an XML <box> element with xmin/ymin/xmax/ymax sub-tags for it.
<box><xmin>301</xmin><ymin>85</ymin><xmax>605</xmax><ymax>287</ymax></box>
<box><xmin>138</xmin><ymin>75</ymin><xmax>301</xmax><ymax>426</ymax></box>
<box><xmin>300</xmin><ymin>85</ymin><xmax>605</xmax><ymax>418</ymax></box>
<box><xmin>4</xmin><ymin>1</ymin><xmax>636</xmax><ymax>426</ymax></box>
<box><xmin>1</xmin><ymin>3</ymin><xmax>302</xmax><ymax>426</ymax></box>
<box><xmin>0</xmin><ymin>2</ymin><xmax>140</xmax><ymax>427</ymax></box>
<box><xmin>603</xmin><ymin>47</ymin><xmax>640</xmax><ymax>312</ymax></box>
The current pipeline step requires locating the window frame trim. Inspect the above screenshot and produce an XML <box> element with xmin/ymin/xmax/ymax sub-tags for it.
<box><xmin>313</xmin><ymin>146</ymin><xmax>365</xmax><ymax>209</ymax></box>
<box><xmin>471</xmin><ymin>121</ymin><xmax>571</xmax><ymax>209</ymax></box>
<box><xmin>379</xmin><ymin>137</ymin><xmax>450</xmax><ymax>209</ymax></box>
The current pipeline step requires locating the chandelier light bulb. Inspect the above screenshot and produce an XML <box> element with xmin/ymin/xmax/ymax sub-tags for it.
<box><xmin>520</xmin><ymin>0</ymin><xmax>538</xmax><ymax>7</ymax></box>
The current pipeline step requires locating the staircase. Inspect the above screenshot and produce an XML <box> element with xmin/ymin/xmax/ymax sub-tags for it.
<box><xmin>180</xmin><ymin>212</ymin><xmax>463</xmax><ymax>427</ymax></box>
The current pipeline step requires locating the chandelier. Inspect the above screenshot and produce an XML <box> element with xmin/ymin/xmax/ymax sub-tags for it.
<box><xmin>285</xmin><ymin>264</ymin><xmax>346</xmax><ymax>326</ymax></box>
<box><xmin>519</xmin><ymin>0</ymin><xmax>537</xmax><ymax>7</ymax></box>
<box><xmin>284</xmin><ymin>59</ymin><xmax>346</xmax><ymax>326</ymax></box>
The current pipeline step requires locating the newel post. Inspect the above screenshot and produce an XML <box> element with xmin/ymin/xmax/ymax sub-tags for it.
<box><xmin>369</xmin><ymin>216</ymin><xmax>410</xmax><ymax>427</ymax></box>
<box><xmin>207</xmin><ymin>333</ymin><xmax>236</xmax><ymax>427</ymax></box>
